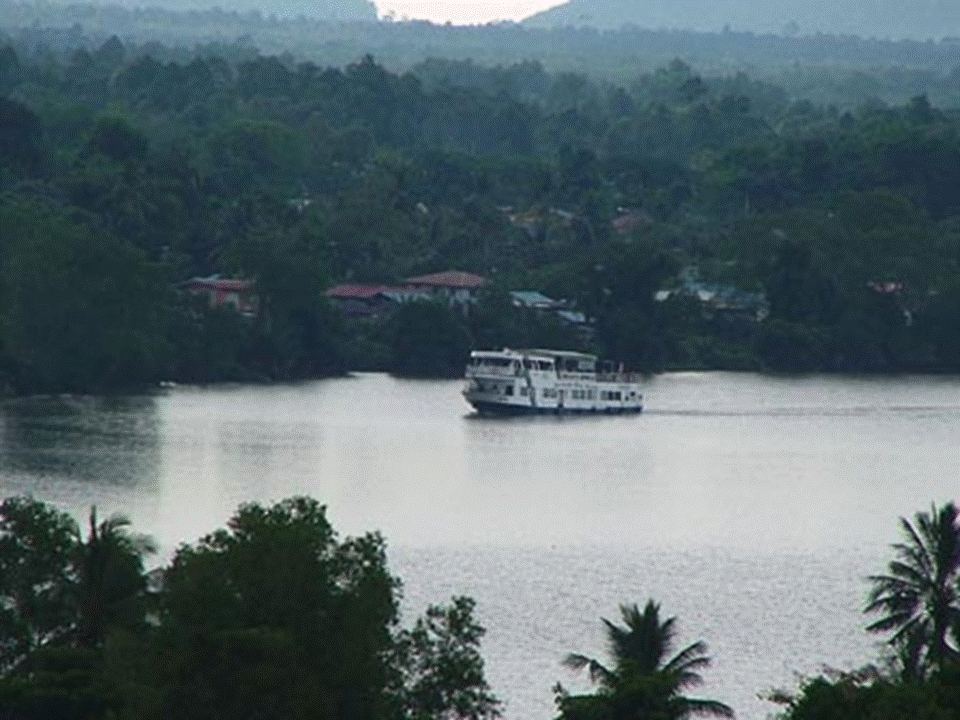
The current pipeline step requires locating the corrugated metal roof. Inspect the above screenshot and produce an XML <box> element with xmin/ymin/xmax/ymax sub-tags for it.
<box><xmin>404</xmin><ymin>270</ymin><xmax>487</xmax><ymax>288</ymax></box>
<box><xmin>510</xmin><ymin>290</ymin><xmax>557</xmax><ymax>308</ymax></box>
<box><xmin>181</xmin><ymin>277</ymin><xmax>253</xmax><ymax>292</ymax></box>
<box><xmin>325</xmin><ymin>284</ymin><xmax>400</xmax><ymax>300</ymax></box>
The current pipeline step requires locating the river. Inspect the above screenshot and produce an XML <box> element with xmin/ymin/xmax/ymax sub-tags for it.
<box><xmin>1</xmin><ymin>372</ymin><xmax>958</xmax><ymax>719</ymax></box>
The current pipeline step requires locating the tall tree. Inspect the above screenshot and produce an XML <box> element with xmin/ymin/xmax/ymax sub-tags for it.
<box><xmin>560</xmin><ymin>600</ymin><xmax>733</xmax><ymax>720</ymax></box>
<box><xmin>390</xmin><ymin>596</ymin><xmax>500</xmax><ymax>720</ymax></box>
<box><xmin>865</xmin><ymin>502</ymin><xmax>960</xmax><ymax>676</ymax></box>
<box><xmin>0</xmin><ymin>497</ymin><xmax>78</xmax><ymax>674</ymax></box>
<box><xmin>73</xmin><ymin>508</ymin><xmax>156</xmax><ymax>649</ymax></box>
<box><xmin>0</xmin><ymin>202</ymin><xmax>172</xmax><ymax>392</ymax></box>
<box><xmin>157</xmin><ymin>497</ymin><xmax>401</xmax><ymax>720</ymax></box>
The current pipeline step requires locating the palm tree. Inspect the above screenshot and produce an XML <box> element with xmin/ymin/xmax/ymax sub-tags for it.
<box><xmin>865</xmin><ymin>501</ymin><xmax>960</xmax><ymax>675</ymax></box>
<box><xmin>561</xmin><ymin>600</ymin><xmax>733</xmax><ymax>720</ymax></box>
<box><xmin>73</xmin><ymin>507</ymin><xmax>156</xmax><ymax>648</ymax></box>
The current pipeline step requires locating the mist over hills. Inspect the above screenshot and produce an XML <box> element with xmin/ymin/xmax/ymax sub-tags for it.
<box><xmin>40</xmin><ymin>0</ymin><xmax>379</xmax><ymax>20</ymax></box>
<box><xmin>524</xmin><ymin>0</ymin><xmax>960</xmax><ymax>40</ymax></box>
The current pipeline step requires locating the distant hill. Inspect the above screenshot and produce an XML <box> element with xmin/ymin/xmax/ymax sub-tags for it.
<box><xmin>38</xmin><ymin>0</ymin><xmax>379</xmax><ymax>21</ymax></box>
<box><xmin>523</xmin><ymin>0</ymin><xmax>960</xmax><ymax>40</ymax></box>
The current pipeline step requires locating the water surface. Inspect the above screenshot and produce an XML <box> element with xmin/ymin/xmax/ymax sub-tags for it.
<box><xmin>1</xmin><ymin>372</ymin><xmax>958</xmax><ymax>720</ymax></box>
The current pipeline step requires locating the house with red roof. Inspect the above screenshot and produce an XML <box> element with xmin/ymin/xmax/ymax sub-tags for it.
<box><xmin>324</xmin><ymin>284</ymin><xmax>432</xmax><ymax>318</ymax></box>
<box><xmin>325</xmin><ymin>271</ymin><xmax>488</xmax><ymax>318</ymax></box>
<box><xmin>180</xmin><ymin>276</ymin><xmax>258</xmax><ymax>317</ymax></box>
<box><xmin>403</xmin><ymin>271</ymin><xmax>487</xmax><ymax>306</ymax></box>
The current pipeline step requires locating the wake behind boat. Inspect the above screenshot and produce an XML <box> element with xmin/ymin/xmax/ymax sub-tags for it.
<box><xmin>463</xmin><ymin>348</ymin><xmax>643</xmax><ymax>415</ymax></box>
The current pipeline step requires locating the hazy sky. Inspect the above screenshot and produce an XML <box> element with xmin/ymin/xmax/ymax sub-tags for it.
<box><xmin>375</xmin><ymin>1</ymin><xmax>560</xmax><ymax>25</ymax></box>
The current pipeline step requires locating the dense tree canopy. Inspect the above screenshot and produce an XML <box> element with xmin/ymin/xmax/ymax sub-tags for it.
<box><xmin>0</xmin><ymin>26</ymin><xmax>957</xmax><ymax>388</ymax></box>
<box><xmin>0</xmin><ymin>496</ymin><xmax>500</xmax><ymax>720</ymax></box>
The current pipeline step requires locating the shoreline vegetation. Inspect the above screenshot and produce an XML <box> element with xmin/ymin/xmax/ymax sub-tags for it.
<box><xmin>0</xmin><ymin>10</ymin><xmax>959</xmax><ymax>394</ymax></box>
<box><xmin>0</xmin><ymin>495</ymin><xmax>958</xmax><ymax>719</ymax></box>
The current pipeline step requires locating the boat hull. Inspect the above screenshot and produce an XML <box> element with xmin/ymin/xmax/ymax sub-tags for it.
<box><xmin>465</xmin><ymin>397</ymin><xmax>643</xmax><ymax>416</ymax></box>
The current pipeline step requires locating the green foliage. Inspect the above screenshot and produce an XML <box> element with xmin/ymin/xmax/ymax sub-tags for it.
<box><xmin>0</xmin><ymin>202</ymin><xmax>173</xmax><ymax>393</ymax></box>
<box><xmin>203</xmin><ymin>119</ymin><xmax>303</xmax><ymax>197</ymax></box>
<box><xmin>228</xmin><ymin>224</ymin><xmax>348</xmax><ymax>378</ymax></box>
<box><xmin>588</xmin><ymin>240</ymin><xmax>678</xmax><ymax>372</ymax></box>
<box><xmin>73</xmin><ymin>509</ymin><xmax>156</xmax><ymax>650</ymax></box>
<box><xmin>0</xmin><ymin>498</ymin><xmax>78</xmax><ymax>673</ymax></box>
<box><xmin>0</xmin><ymin>498</ymin><xmax>157</xmax><ymax>720</ymax></box>
<box><xmin>775</xmin><ymin>665</ymin><xmax>960</xmax><ymax>720</ymax></box>
<box><xmin>167</xmin><ymin>301</ymin><xmax>260</xmax><ymax>383</ymax></box>
<box><xmin>467</xmin><ymin>288</ymin><xmax>583</xmax><ymax>355</ymax></box>
<box><xmin>559</xmin><ymin>601</ymin><xmax>733</xmax><ymax>720</ymax></box>
<box><xmin>1</xmin><ymin>34</ymin><xmax>960</xmax><ymax>383</ymax></box>
<box><xmin>391</xmin><ymin>596</ymin><xmax>501</xmax><ymax>720</ymax></box>
<box><xmin>0</xmin><ymin>645</ymin><xmax>122</xmax><ymax>720</ymax></box>
<box><xmin>0</xmin><ymin>95</ymin><xmax>41</xmax><ymax>178</ymax></box>
<box><xmin>387</xmin><ymin>301</ymin><xmax>472</xmax><ymax>378</ymax></box>
<box><xmin>158</xmin><ymin>497</ymin><xmax>400</xmax><ymax>720</ymax></box>
<box><xmin>865</xmin><ymin>502</ymin><xmax>960</xmax><ymax>677</ymax></box>
<box><xmin>0</xmin><ymin>495</ymin><xmax>500</xmax><ymax>720</ymax></box>
<box><xmin>776</xmin><ymin>503</ymin><xmax>960</xmax><ymax>720</ymax></box>
<box><xmin>85</xmin><ymin>117</ymin><xmax>148</xmax><ymax>164</ymax></box>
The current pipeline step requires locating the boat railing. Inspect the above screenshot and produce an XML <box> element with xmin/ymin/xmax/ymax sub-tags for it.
<box><xmin>466</xmin><ymin>365</ymin><xmax>522</xmax><ymax>378</ymax></box>
<box><xmin>556</xmin><ymin>371</ymin><xmax>595</xmax><ymax>381</ymax></box>
<box><xmin>597</xmin><ymin>372</ymin><xmax>644</xmax><ymax>384</ymax></box>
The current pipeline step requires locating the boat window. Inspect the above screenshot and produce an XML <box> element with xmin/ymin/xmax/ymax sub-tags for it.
<box><xmin>505</xmin><ymin>385</ymin><xmax>514</xmax><ymax>396</ymax></box>
<box><xmin>523</xmin><ymin>359</ymin><xmax>534</xmax><ymax>370</ymax></box>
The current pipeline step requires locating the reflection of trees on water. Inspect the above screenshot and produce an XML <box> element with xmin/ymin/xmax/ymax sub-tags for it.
<box><xmin>0</xmin><ymin>394</ymin><xmax>161</xmax><ymax>492</ymax></box>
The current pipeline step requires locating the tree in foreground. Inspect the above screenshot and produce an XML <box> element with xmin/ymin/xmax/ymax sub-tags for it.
<box><xmin>157</xmin><ymin>496</ymin><xmax>499</xmax><ymax>720</ymax></box>
<box><xmin>771</xmin><ymin>663</ymin><xmax>960</xmax><ymax>720</ymax></box>
<box><xmin>558</xmin><ymin>600</ymin><xmax>733</xmax><ymax>720</ymax></box>
<box><xmin>73</xmin><ymin>507</ymin><xmax>156</xmax><ymax>649</ymax></box>
<box><xmin>0</xmin><ymin>497</ymin><xmax>78</xmax><ymax>673</ymax></box>
<box><xmin>391</xmin><ymin>596</ymin><xmax>501</xmax><ymax>720</ymax></box>
<box><xmin>0</xmin><ymin>496</ymin><xmax>499</xmax><ymax>720</ymax></box>
<box><xmin>772</xmin><ymin>501</ymin><xmax>960</xmax><ymax>720</ymax></box>
<box><xmin>865</xmin><ymin>501</ymin><xmax>960</xmax><ymax>677</ymax></box>
<box><xmin>0</xmin><ymin>498</ymin><xmax>157</xmax><ymax>719</ymax></box>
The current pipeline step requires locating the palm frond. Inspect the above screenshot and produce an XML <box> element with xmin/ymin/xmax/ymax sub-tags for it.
<box><xmin>676</xmin><ymin>697</ymin><xmax>735</xmax><ymax>719</ymax></box>
<box><xmin>663</xmin><ymin>640</ymin><xmax>710</xmax><ymax>672</ymax></box>
<box><xmin>562</xmin><ymin>653</ymin><xmax>614</xmax><ymax>687</ymax></box>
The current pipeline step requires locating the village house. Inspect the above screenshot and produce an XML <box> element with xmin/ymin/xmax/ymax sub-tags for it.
<box><xmin>180</xmin><ymin>276</ymin><xmax>258</xmax><ymax>317</ymax></box>
<box><xmin>325</xmin><ymin>270</ymin><xmax>487</xmax><ymax>318</ymax></box>
<box><xmin>402</xmin><ymin>270</ymin><xmax>488</xmax><ymax>305</ymax></box>
<box><xmin>324</xmin><ymin>284</ymin><xmax>432</xmax><ymax>318</ymax></box>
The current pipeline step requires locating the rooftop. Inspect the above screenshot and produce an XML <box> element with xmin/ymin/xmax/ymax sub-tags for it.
<box><xmin>404</xmin><ymin>271</ymin><xmax>487</xmax><ymax>289</ymax></box>
<box><xmin>181</xmin><ymin>276</ymin><xmax>253</xmax><ymax>292</ymax></box>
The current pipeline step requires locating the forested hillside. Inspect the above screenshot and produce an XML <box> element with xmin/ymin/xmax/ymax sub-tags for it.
<box><xmin>524</xmin><ymin>0</ymin><xmax>960</xmax><ymax>39</ymax></box>
<box><xmin>3</xmin><ymin>0</ymin><xmax>960</xmax><ymax>101</ymax></box>
<box><xmin>1</xmin><ymin>17</ymin><xmax>960</xmax><ymax>391</ymax></box>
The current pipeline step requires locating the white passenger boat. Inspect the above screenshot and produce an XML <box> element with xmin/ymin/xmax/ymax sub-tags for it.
<box><xmin>463</xmin><ymin>348</ymin><xmax>644</xmax><ymax>415</ymax></box>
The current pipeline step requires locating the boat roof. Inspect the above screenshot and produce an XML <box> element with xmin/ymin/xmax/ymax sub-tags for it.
<box><xmin>470</xmin><ymin>348</ymin><xmax>597</xmax><ymax>362</ymax></box>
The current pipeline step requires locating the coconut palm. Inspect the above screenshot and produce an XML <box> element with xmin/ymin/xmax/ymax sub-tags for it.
<box><xmin>865</xmin><ymin>501</ymin><xmax>960</xmax><ymax>675</ymax></box>
<box><xmin>73</xmin><ymin>507</ymin><xmax>156</xmax><ymax>648</ymax></box>
<box><xmin>562</xmin><ymin>600</ymin><xmax>733</xmax><ymax>720</ymax></box>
